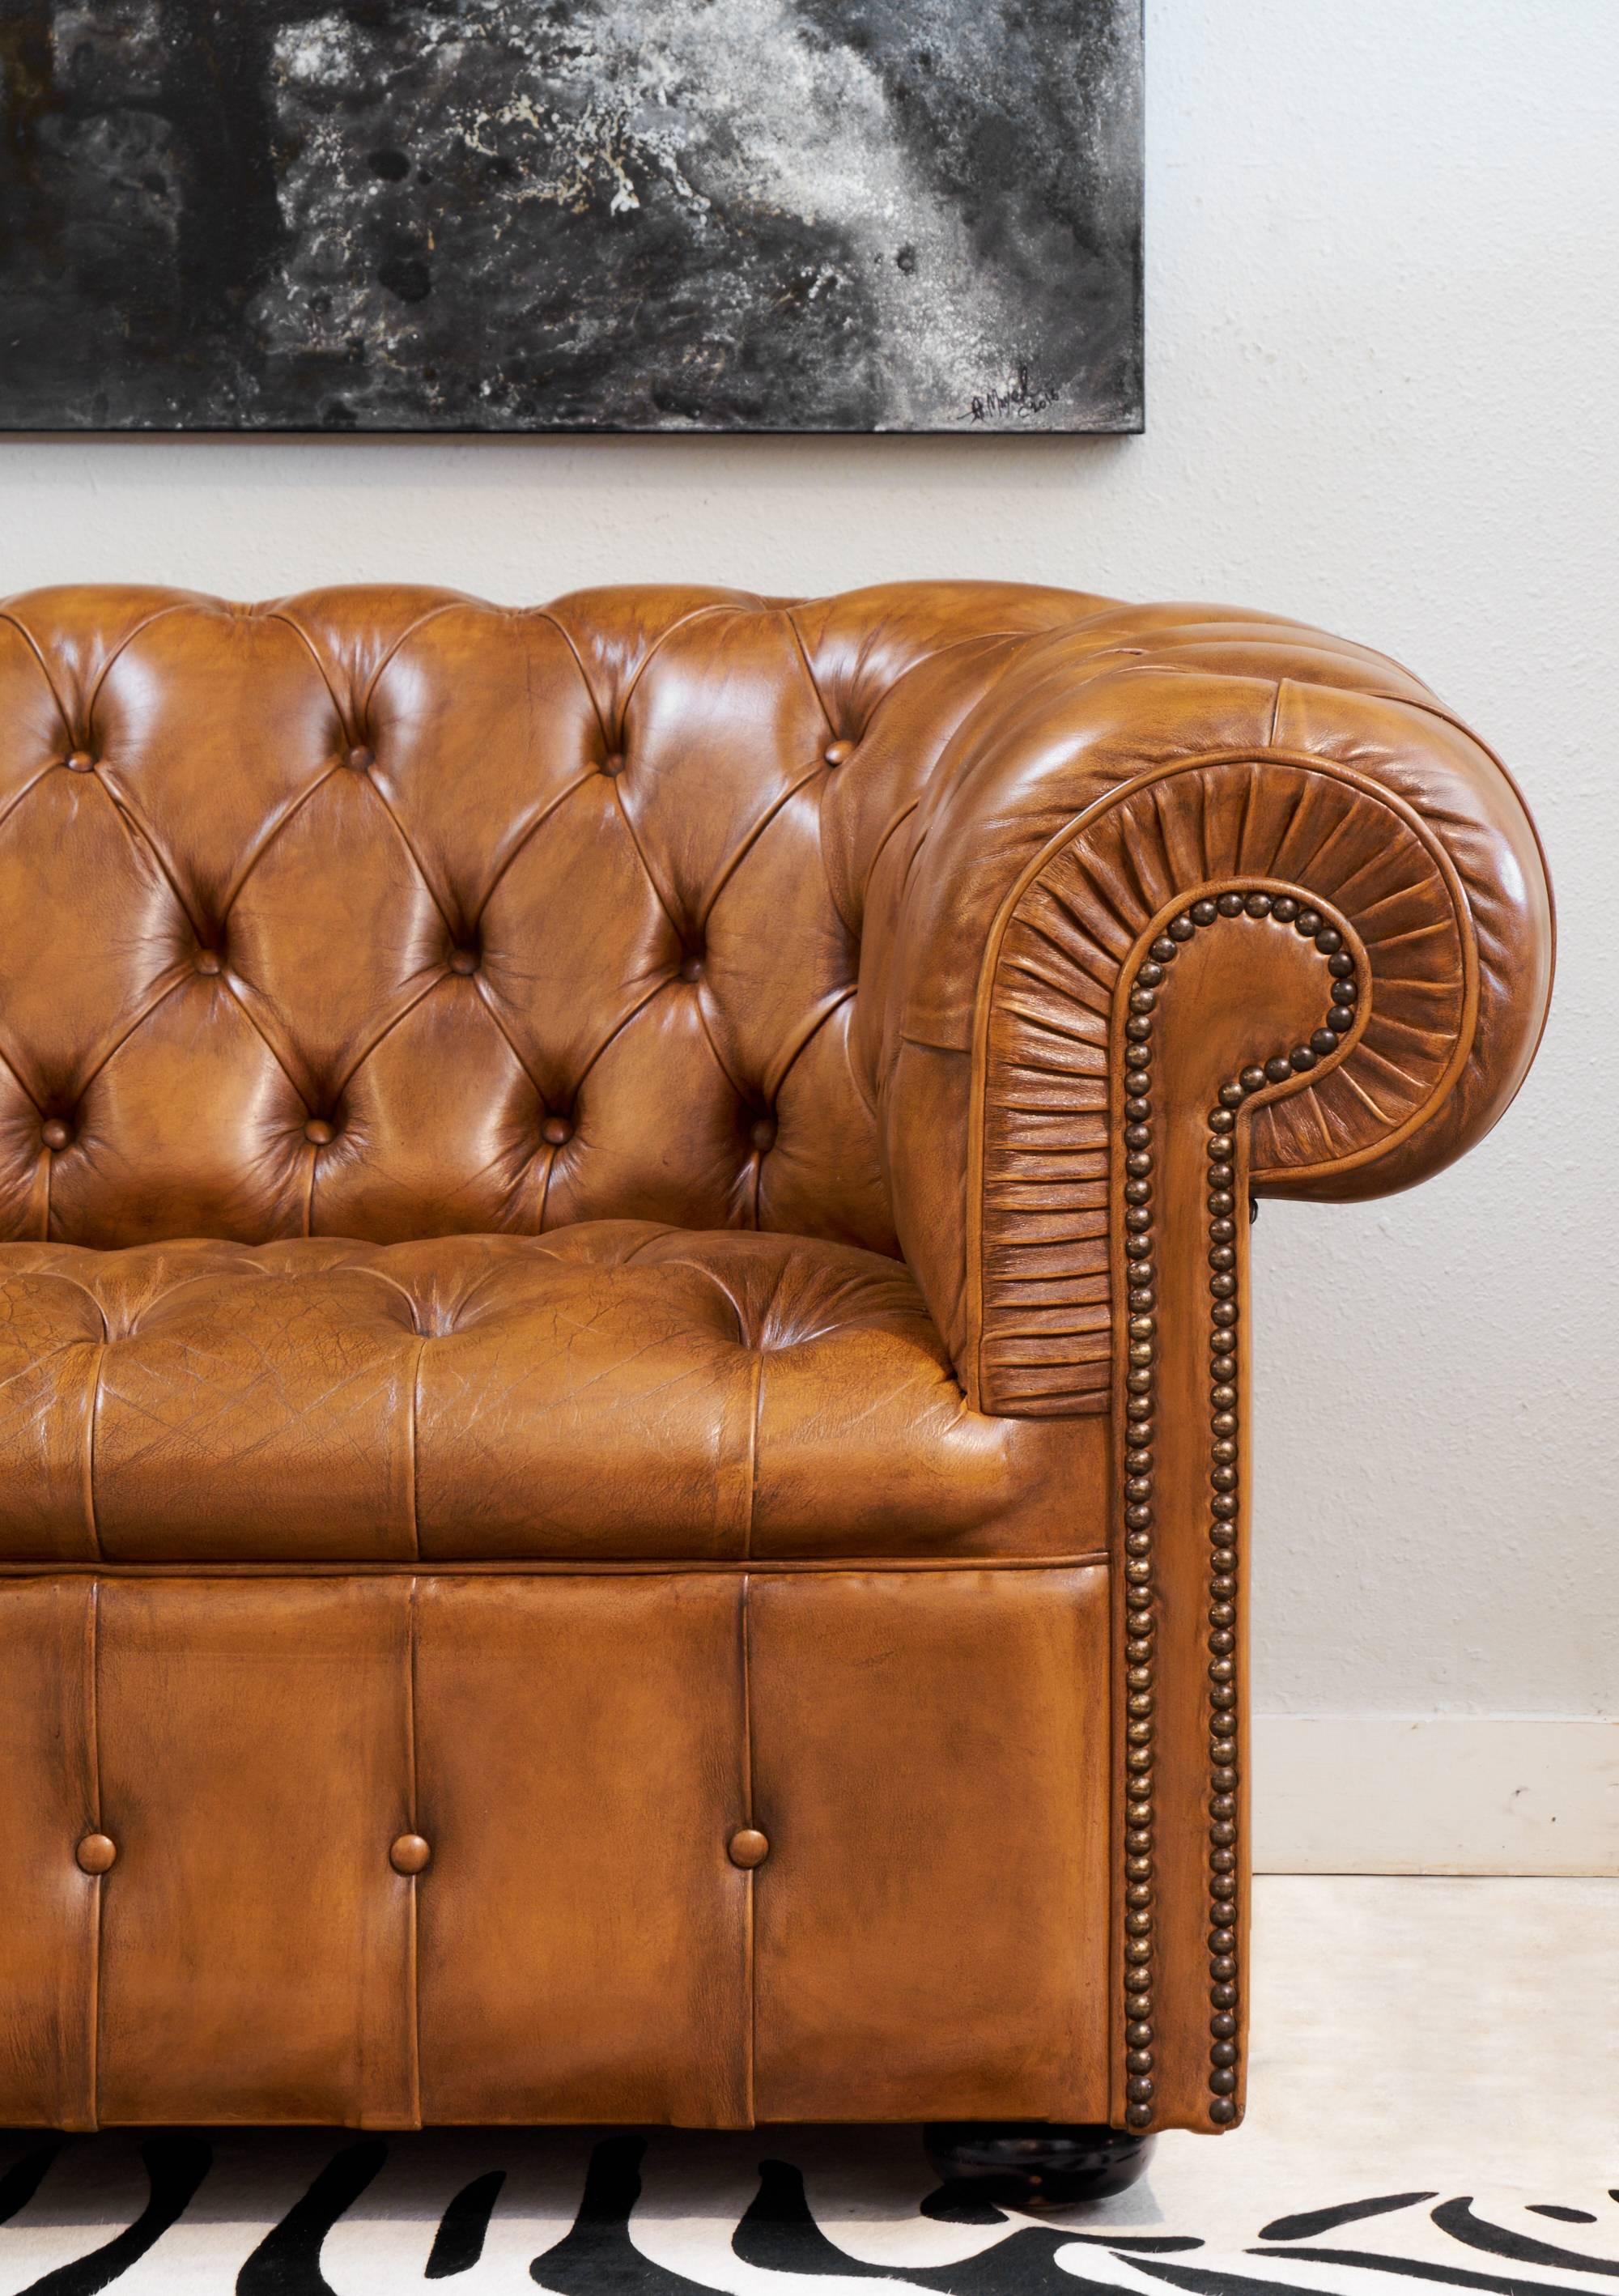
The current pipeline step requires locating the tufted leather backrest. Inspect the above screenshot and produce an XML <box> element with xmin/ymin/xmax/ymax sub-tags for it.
<box><xmin>0</xmin><ymin>581</ymin><xmax>1107</xmax><ymax>1252</ymax></box>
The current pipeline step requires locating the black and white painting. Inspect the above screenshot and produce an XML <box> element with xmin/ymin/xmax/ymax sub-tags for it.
<box><xmin>0</xmin><ymin>1</ymin><xmax>1143</xmax><ymax>433</ymax></box>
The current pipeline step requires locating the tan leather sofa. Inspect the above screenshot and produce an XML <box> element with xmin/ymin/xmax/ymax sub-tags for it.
<box><xmin>0</xmin><ymin>582</ymin><xmax>1550</xmax><ymax>2187</ymax></box>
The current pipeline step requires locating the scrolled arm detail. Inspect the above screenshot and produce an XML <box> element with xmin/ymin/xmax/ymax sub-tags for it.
<box><xmin>868</xmin><ymin>606</ymin><xmax>1550</xmax><ymax>1418</ymax></box>
<box><xmin>971</xmin><ymin>748</ymin><xmax>1506</xmax><ymax>1415</ymax></box>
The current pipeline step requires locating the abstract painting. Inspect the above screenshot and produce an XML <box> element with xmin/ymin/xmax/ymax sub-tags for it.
<box><xmin>0</xmin><ymin>2</ymin><xmax>1143</xmax><ymax>433</ymax></box>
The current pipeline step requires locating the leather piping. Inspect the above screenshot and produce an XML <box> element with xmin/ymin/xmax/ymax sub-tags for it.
<box><xmin>535</xmin><ymin>610</ymin><xmax>613</xmax><ymax>752</ymax></box>
<box><xmin>350</xmin><ymin>768</ymin><xmax>459</xmax><ymax>941</ymax></box>
<box><xmin>564</xmin><ymin>972</ymin><xmax>679</xmax><ymax>1105</ymax></box>
<box><xmin>215</xmin><ymin>762</ymin><xmax>345</xmax><ymax>923</ymax></box>
<box><xmin>92</xmin><ymin>767</ymin><xmax>208</xmax><ymax>948</ymax></box>
<box><xmin>698</xmin><ymin>756</ymin><xmax>829</xmax><ymax>929</ymax></box>
<box><xmin>0</xmin><ymin>762</ymin><xmax>59</xmax><ymax>842</ymax></box>
<box><xmin>358</xmin><ymin>602</ymin><xmax>467</xmax><ymax>721</ymax></box>
<box><xmin>779</xmin><ymin>612</ymin><xmax>837</xmax><ymax>740</ymax></box>
<box><xmin>330</xmin><ymin>965</ymin><xmax>457</xmax><ymax>1101</ymax></box>
<box><xmin>476</xmin><ymin>768</ymin><xmax>598</xmax><ymax>912</ymax></box>
<box><xmin>82</xmin><ymin>603</ymin><xmax>194</xmax><ymax>724</ymax></box>
<box><xmin>609</xmin><ymin>776</ymin><xmax>683</xmax><ymax>944</ymax></box>
<box><xmin>37</xmin><ymin>963</ymin><xmax>192</xmax><ymax>1121</ymax></box>
<box><xmin>616</xmin><ymin>602</ymin><xmax>746</xmax><ymax>724</ymax></box>
<box><xmin>760</xmin><ymin>984</ymin><xmax>857</xmax><ymax>1110</ymax></box>
<box><xmin>0</xmin><ymin>610</ymin><xmax>74</xmax><ymax>725</ymax></box>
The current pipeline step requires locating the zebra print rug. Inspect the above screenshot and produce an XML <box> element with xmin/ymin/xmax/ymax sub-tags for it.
<box><xmin>0</xmin><ymin>2125</ymin><xmax>1613</xmax><ymax>2295</ymax></box>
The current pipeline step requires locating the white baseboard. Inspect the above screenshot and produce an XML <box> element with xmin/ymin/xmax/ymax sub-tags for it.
<box><xmin>1251</xmin><ymin>1715</ymin><xmax>1619</xmax><ymax>1874</ymax></box>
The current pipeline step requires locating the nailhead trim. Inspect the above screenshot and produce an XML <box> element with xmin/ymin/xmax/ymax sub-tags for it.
<box><xmin>1117</xmin><ymin>888</ymin><xmax>1357</xmax><ymax>2132</ymax></box>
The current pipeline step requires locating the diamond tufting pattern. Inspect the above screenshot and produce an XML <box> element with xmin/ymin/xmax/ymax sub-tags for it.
<box><xmin>0</xmin><ymin>580</ymin><xmax>1098</xmax><ymax>1254</ymax></box>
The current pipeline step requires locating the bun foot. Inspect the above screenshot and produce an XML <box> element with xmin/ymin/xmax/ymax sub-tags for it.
<box><xmin>923</xmin><ymin>2121</ymin><xmax>1154</xmax><ymax>2208</ymax></box>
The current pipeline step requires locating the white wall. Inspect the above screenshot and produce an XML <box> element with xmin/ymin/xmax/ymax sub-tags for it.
<box><xmin>2</xmin><ymin>2</ymin><xmax>1613</xmax><ymax>1865</ymax></box>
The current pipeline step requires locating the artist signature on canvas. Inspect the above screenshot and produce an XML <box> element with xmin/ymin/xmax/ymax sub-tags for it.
<box><xmin>967</xmin><ymin>364</ymin><xmax>1058</xmax><ymax>420</ymax></box>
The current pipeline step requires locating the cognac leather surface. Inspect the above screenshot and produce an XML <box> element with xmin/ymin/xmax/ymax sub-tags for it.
<box><xmin>0</xmin><ymin>1567</ymin><xmax>1110</xmax><ymax>2128</ymax></box>
<box><xmin>0</xmin><ymin>1224</ymin><xmax>1103</xmax><ymax>1562</ymax></box>
<box><xmin>0</xmin><ymin>580</ymin><xmax>1553</xmax><ymax>2137</ymax></box>
<box><xmin>750</xmin><ymin>1567</ymin><xmax>1110</xmax><ymax>2124</ymax></box>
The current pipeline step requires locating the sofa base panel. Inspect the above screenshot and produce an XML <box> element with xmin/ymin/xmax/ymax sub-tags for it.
<box><xmin>0</xmin><ymin>1566</ymin><xmax>1112</xmax><ymax>2131</ymax></box>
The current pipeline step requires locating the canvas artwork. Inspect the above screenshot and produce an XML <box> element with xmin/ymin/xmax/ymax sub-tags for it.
<box><xmin>0</xmin><ymin>2</ymin><xmax>1143</xmax><ymax>435</ymax></box>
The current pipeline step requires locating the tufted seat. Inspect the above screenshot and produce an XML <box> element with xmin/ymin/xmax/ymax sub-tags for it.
<box><xmin>0</xmin><ymin>1222</ymin><xmax>1097</xmax><ymax>1563</ymax></box>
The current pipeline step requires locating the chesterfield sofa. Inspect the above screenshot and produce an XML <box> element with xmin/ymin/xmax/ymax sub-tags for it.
<box><xmin>0</xmin><ymin>581</ymin><xmax>1550</xmax><ymax>2192</ymax></box>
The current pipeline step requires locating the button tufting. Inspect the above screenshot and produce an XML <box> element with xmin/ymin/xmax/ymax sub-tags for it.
<box><xmin>447</xmin><ymin>949</ymin><xmax>478</xmax><ymax>976</ymax></box>
<box><xmin>195</xmin><ymin>950</ymin><xmax>222</xmax><ymax>977</ymax></box>
<box><xmin>304</xmin><ymin>1118</ymin><xmax>336</xmax><ymax>1146</ymax></box>
<box><xmin>823</xmin><ymin>739</ymin><xmax>855</xmax><ymax>767</ymax></box>
<box><xmin>65</xmin><ymin>750</ymin><xmax>95</xmax><ymax>773</ymax></box>
<box><xmin>601</xmin><ymin>752</ymin><xmax>624</xmax><ymax>777</ymax></box>
<box><xmin>750</xmin><ymin>1116</ymin><xmax>777</xmax><ymax>1154</ymax></box>
<box><xmin>76</xmin><ymin>1833</ymin><xmax>117</xmax><ymax>1874</ymax></box>
<box><xmin>679</xmin><ymin>952</ymin><xmax>704</xmax><ymax>983</ymax></box>
<box><xmin>728</xmin><ymin>1826</ymin><xmax>769</xmax><ymax>1869</ymax></box>
<box><xmin>346</xmin><ymin>745</ymin><xmax>374</xmax><ymax>772</ymax></box>
<box><xmin>542</xmin><ymin>1116</ymin><xmax>573</xmax><ymax>1147</ymax></box>
<box><xmin>41</xmin><ymin>1119</ymin><xmax>71</xmax><ymax>1152</ymax></box>
<box><xmin>389</xmin><ymin>1833</ymin><xmax>431</xmax><ymax>1875</ymax></box>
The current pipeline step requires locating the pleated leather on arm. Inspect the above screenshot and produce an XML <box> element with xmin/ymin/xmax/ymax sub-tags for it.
<box><xmin>860</xmin><ymin>606</ymin><xmax>1553</xmax><ymax>1416</ymax></box>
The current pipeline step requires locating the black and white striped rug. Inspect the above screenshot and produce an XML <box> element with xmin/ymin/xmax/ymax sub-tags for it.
<box><xmin>0</xmin><ymin>2127</ymin><xmax>1613</xmax><ymax>2295</ymax></box>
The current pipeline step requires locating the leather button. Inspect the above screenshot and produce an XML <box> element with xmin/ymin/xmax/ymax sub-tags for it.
<box><xmin>823</xmin><ymin>740</ymin><xmax>854</xmax><ymax>767</ymax></box>
<box><xmin>601</xmin><ymin>752</ymin><xmax>624</xmax><ymax>777</ymax></box>
<box><xmin>728</xmin><ymin>1826</ymin><xmax>769</xmax><ymax>1869</ymax></box>
<box><xmin>750</xmin><ymin>1116</ymin><xmax>776</xmax><ymax>1154</ymax></box>
<box><xmin>389</xmin><ymin>1832</ymin><xmax>431</xmax><ymax>1875</ymax></box>
<box><xmin>65</xmin><ymin>750</ymin><xmax>95</xmax><ymax>773</ymax></box>
<box><xmin>76</xmin><ymin>1832</ymin><xmax>117</xmax><ymax>1875</ymax></box>
<box><xmin>448</xmin><ymin>948</ymin><xmax>478</xmax><ymax>976</ymax></box>
<box><xmin>542</xmin><ymin>1116</ymin><xmax>572</xmax><ymax>1146</ymax></box>
<box><xmin>346</xmin><ymin>745</ymin><xmax>374</xmax><ymax>772</ymax></box>
<box><xmin>195</xmin><ymin>950</ymin><xmax>222</xmax><ymax>976</ymax></box>
<box><xmin>304</xmin><ymin>1117</ymin><xmax>335</xmax><ymax>1146</ymax></box>
<box><xmin>41</xmin><ymin>1119</ymin><xmax>72</xmax><ymax>1152</ymax></box>
<box><xmin>679</xmin><ymin>952</ymin><xmax>704</xmax><ymax>983</ymax></box>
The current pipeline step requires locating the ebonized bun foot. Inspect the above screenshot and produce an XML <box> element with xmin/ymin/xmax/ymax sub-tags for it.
<box><xmin>923</xmin><ymin>2121</ymin><xmax>1154</xmax><ymax>2208</ymax></box>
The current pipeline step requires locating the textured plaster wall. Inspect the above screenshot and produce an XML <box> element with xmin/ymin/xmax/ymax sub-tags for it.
<box><xmin>1</xmin><ymin>2</ymin><xmax>1612</xmax><ymax>1725</ymax></box>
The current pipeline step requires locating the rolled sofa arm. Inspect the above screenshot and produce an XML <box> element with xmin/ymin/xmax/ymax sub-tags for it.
<box><xmin>862</xmin><ymin>602</ymin><xmax>1553</xmax><ymax>1415</ymax></box>
<box><xmin>859</xmin><ymin>600</ymin><xmax>1552</xmax><ymax>2139</ymax></box>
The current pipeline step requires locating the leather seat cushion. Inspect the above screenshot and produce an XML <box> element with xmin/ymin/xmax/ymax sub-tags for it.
<box><xmin>0</xmin><ymin>1222</ymin><xmax>1103</xmax><ymax>1563</ymax></box>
